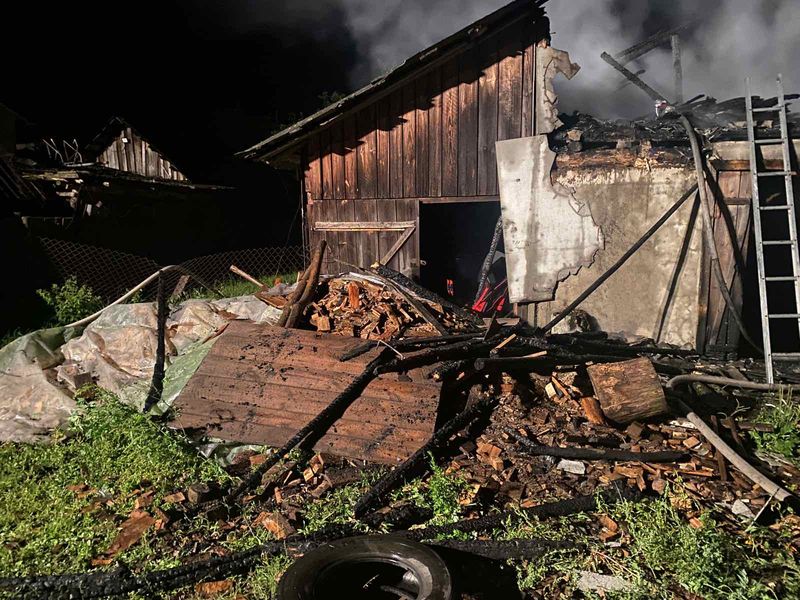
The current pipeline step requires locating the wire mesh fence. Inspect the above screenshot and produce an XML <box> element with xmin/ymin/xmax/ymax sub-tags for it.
<box><xmin>37</xmin><ymin>237</ymin><xmax>308</xmax><ymax>302</ymax></box>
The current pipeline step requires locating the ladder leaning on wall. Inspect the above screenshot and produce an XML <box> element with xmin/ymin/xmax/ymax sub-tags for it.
<box><xmin>744</xmin><ymin>75</ymin><xmax>800</xmax><ymax>383</ymax></box>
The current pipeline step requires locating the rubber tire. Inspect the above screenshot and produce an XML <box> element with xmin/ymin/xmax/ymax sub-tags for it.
<box><xmin>276</xmin><ymin>535</ymin><xmax>453</xmax><ymax>600</ymax></box>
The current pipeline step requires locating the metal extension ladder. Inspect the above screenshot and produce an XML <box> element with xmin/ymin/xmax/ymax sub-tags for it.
<box><xmin>745</xmin><ymin>75</ymin><xmax>800</xmax><ymax>383</ymax></box>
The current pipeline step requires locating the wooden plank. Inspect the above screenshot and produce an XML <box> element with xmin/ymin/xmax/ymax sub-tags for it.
<box><xmin>316</xmin><ymin>200</ymin><xmax>339</xmax><ymax>273</ymax></box>
<box><xmin>458</xmin><ymin>48</ymin><xmax>479</xmax><ymax>196</ymax></box>
<box><xmin>415</xmin><ymin>75</ymin><xmax>429</xmax><ymax>197</ymax></box>
<box><xmin>356</xmin><ymin>105</ymin><xmax>378</xmax><ymax>199</ymax></box>
<box><xmin>337</xmin><ymin>197</ymin><xmax>356</xmax><ymax>271</ymax></box>
<box><xmin>376</xmin><ymin>199</ymin><xmax>400</xmax><ymax>272</ymax></box>
<box><xmin>497</xmin><ymin>23</ymin><xmax>523</xmax><ymax>142</ymax></box>
<box><xmin>477</xmin><ymin>38</ymin><xmax>499</xmax><ymax>196</ymax></box>
<box><xmin>354</xmin><ymin>199</ymin><xmax>379</xmax><ymax>268</ymax></box>
<box><xmin>376</xmin><ymin>98</ymin><xmax>391</xmax><ymax>199</ymax></box>
<box><xmin>305</xmin><ymin>134</ymin><xmax>322</xmax><ymax>200</ymax></box>
<box><xmin>521</xmin><ymin>23</ymin><xmax>535</xmax><ymax>137</ymax></box>
<box><xmin>343</xmin><ymin>116</ymin><xmax>357</xmax><ymax>199</ymax></box>
<box><xmin>442</xmin><ymin>59</ymin><xmax>460</xmax><ymax>196</ymax></box>
<box><xmin>402</xmin><ymin>83</ymin><xmax>417</xmax><ymax>198</ymax></box>
<box><xmin>331</xmin><ymin>122</ymin><xmax>346</xmax><ymax>200</ymax></box>
<box><xmin>419</xmin><ymin>195</ymin><xmax>499</xmax><ymax>204</ymax></box>
<box><xmin>321</xmin><ymin>128</ymin><xmax>334</xmax><ymax>200</ymax></box>
<box><xmin>381</xmin><ymin>226</ymin><xmax>416</xmax><ymax>265</ymax></box>
<box><xmin>428</xmin><ymin>67</ymin><xmax>443</xmax><ymax>197</ymax></box>
<box><xmin>146</xmin><ymin>144</ymin><xmax>158</xmax><ymax>178</ymax></box>
<box><xmin>388</xmin><ymin>91</ymin><xmax>404</xmax><ymax>199</ymax></box>
<box><xmin>125</xmin><ymin>129</ymin><xmax>137</xmax><ymax>175</ymax></box>
<box><xmin>395</xmin><ymin>198</ymin><xmax>419</xmax><ymax>277</ymax></box>
<box><xmin>116</xmin><ymin>134</ymin><xmax>128</xmax><ymax>172</ymax></box>
<box><xmin>314</xmin><ymin>221</ymin><xmax>416</xmax><ymax>231</ymax></box>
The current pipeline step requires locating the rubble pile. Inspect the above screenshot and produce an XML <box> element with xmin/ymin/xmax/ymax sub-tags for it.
<box><xmin>310</xmin><ymin>276</ymin><xmax>479</xmax><ymax>339</ymax></box>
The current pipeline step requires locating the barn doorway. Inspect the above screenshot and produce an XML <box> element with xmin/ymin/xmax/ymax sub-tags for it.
<box><xmin>419</xmin><ymin>201</ymin><xmax>503</xmax><ymax>307</ymax></box>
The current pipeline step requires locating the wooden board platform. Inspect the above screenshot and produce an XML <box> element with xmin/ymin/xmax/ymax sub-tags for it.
<box><xmin>171</xmin><ymin>321</ymin><xmax>445</xmax><ymax>464</ymax></box>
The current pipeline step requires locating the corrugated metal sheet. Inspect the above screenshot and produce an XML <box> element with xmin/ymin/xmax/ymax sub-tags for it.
<box><xmin>171</xmin><ymin>321</ymin><xmax>445</xmax><ymax>464</ymax></box>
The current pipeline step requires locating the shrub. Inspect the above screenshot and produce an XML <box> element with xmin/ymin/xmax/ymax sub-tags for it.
<box><xmin>36</xmin><ymin>277</ymin><xmax>104</xmax><ymax>325</ymax></box>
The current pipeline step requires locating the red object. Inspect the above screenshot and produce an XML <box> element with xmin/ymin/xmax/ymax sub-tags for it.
<box><xmin>472</xmin><ymin>279</ymin><xmax>507</xmax><ymax>315</ymax></box>
<box><xmin>446</xmin><ymin>278</ymin><xmax>454</xmax><ymax>296</ymax></box>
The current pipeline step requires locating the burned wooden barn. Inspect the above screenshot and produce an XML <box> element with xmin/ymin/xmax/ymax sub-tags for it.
<box><xmin>240</xmin><ymin>0</ymin><xmax>551</xmax><ymax>302</ymax></box>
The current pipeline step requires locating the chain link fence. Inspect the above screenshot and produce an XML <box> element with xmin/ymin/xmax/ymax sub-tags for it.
<box><xmin>37</xmin><ymin>237</ymin><xmax>308</xmax><ymax>302</ymax></box>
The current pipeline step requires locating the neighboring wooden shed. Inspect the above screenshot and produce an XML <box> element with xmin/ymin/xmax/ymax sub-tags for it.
<box><xmin>86</xmin><ymin>117</ymin><xmax>188</xmax><ymax>182</ymax></box>
<box><xmin>240</xmin><ymin>0</ymin><xmax>550</xmax><ymax>299</ymax></box>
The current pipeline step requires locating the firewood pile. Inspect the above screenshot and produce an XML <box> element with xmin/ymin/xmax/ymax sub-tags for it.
<box><xmin>309</xmin><ymin>276</ymin><xmax>478</xmax><ymax>339</ymax></box>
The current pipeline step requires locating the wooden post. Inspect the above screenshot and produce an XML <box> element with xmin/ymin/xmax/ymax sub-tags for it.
<box><xmin>586</xmin><ymin>357</ymin><xmax>669</xmax><ymax>424</ymax></box>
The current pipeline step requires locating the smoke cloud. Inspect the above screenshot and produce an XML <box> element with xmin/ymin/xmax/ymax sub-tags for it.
<box><xmin>332</xmin><ymin>0</ymin><xmax>800</xmax><ymax>119</ymax></box>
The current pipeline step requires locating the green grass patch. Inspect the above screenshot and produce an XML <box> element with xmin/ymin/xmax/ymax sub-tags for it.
<box><xmin>398</xmin><ymin>456</ymin><xmax>469</xmax><ymax>527</ymax></box>
<box><xmin>184</xmin><ymin>272</ymin><xmax>298</xmax><ymax>301</ymax></box>
<box><xmin>0</xmin><ymin>386</ymin><xmax>228</xmax><ymax>577</ymax></box>
<box><xmin>749</xmin><ymin>389</ymin><xmax>800</xmax><ymax>465</ymax></box>
<box><xmin>607</xmin><ymin>488</ymin><xmax>799</xmax><ymax>599</ymax></box>
<box><xmin>36</xmin><ymin>277</ymin><xmax>104</xmax><ymax>326</ymax></box>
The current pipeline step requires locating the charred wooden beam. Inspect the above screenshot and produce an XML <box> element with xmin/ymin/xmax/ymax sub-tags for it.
<box><xmin>404</xmin><ymin>482</ymin><xmax>638</xmax><ymax>541</ymax></box>
<box><xmin>375</xmin><ymin>339</ymin><xmax>496</xmax><ymax>374</ymax></box>
<box><xmin>284</xmin><ymin>240</ymin><xmax>327</xmax><ymax>328</ymax></box>
<box><xmin>354</xmin><ymin>397</ymin><xmax>497</xmax><ymax>518</ymax></box>
<box><xmin>504</xmin><ymin>428</ymin><xmax>686</xmax><ymax>462</ymax></box>
<box><xmin>429</xmin><ymin>538</ymin><xmax>575</xmax><ymax>561</ymax></box>
<box><xmin>372</xmin><ymin>264</ymin><xmax>483</xmax><ymax>328</ymax></box>
<box><xmin>600</xmin><ymin>52</ymin><xmax>669</xmax><ymax>103</ymax></box>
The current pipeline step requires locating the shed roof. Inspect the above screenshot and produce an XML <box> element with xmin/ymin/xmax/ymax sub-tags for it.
<box><xmin>238</xmin><ymin>0</ymin><xmax>549</xmax><ymax>163</ymax></box>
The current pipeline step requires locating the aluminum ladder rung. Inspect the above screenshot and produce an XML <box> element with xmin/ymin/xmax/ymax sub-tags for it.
<box><xmin>745</xmin><ymin>75</ymin><xmax>800</xmax><ymax>384</ymax></box>
<box><xmin>757</xmin><ymin>171</ymin><xmax>795</xmax><ymax>177</ymax></box>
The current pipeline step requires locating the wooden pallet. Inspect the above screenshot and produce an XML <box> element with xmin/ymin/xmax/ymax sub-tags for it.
<box><xmin>171</xmin><ymin>321</ymin><xmax>445</xmax><ymax>464</ymax></box>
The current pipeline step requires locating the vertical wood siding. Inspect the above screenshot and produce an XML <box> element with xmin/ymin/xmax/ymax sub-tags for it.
<box><xmin>96</xmin><ymin>129</ymin><xmax>187</xmax><ymax>181</ymax></box>
<box><xmin>302</xmin><ymin>23</ymin><xmax>542</xmax><ymax>273</ymax></box>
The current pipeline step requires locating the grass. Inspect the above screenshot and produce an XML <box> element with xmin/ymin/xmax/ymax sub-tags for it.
<box><xmin>0</xmin><ymin>385</ymin><xmax>228</xmax><ymax>578</ymax></box>
<box><xmin>749</xmin><ymin>388</ymin><xmax>800</xmax><ymax>465</ymax></box>
<box><xmin>184</xmin><ymin>272</ymin><xmax>298</xmax><ymax>302</ymax></box>
<box><xmin>605</xmin><ymin>486</ymin><xmax>799</xmax><ymax>599</ymax></box>
<box><xmin>398</xmin><ymin>455</ymin><xmax>469</xmax><ymax>527</ymax></box>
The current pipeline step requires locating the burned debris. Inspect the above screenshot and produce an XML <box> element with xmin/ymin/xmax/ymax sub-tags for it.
<box><xmin>3</xmin><ymin>0</ymin><xmax>800</xmax><ymax>598</ymax></box>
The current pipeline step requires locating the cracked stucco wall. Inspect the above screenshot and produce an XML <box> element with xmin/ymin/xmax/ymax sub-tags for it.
<box><xmin>538</xmin><ymin>166</ymin><xmax>703</xmax><ymax>347</ymax></box>
<box><xmin>497</xmin><ymin>135</ymin><xmax>604</xmax><ymax>303</ymax></box>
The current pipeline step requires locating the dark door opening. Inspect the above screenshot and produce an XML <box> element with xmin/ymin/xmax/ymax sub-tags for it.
<box><xmin>419</xmin><ymin>201</ymin><xmax>503</xmax><ymax>307</ymax></box>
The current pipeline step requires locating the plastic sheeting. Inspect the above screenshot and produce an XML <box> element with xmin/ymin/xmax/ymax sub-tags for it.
<box><xmin>0</xmin><ymin>327</ymin><xmax>81</xmax><ymax>443</ymax></box>
<box><xmin>0</xmin><ymin>295</ymin><xmax>282</xmax><ymax>442</ymax></box>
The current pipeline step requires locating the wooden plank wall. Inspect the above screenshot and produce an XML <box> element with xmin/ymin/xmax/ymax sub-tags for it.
<box><xmin>304</xmin><ymin>21</ymin><xmax>540</xmax><ymax>274</ymax></box>
<box><xmin>702</xmin><ymin>170</ymin><xmax>753</xmax><ymax>356</ymax></box>
<box><xmin>97</xmin><ymin>128</ymin><xmax>187</xmax><ymax>181</ymax></box>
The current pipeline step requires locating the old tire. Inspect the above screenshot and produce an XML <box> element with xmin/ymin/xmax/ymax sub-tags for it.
<box><xmin>276</xmin><ymin>535</ymin><xmax>453</xmax><ymax>600</ymax></box>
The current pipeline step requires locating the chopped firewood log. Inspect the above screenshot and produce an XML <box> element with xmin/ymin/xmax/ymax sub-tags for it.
<box><xmin>587</xmin><ymin>358</ymin><xmax>669</xmax><ymax>424</ymax></box>
<box><xmin>348</xmin><ymin>282</ymin><xmax>361</xmax><ymax>309</ymax></box>
<box><xmin>580</xmin><ymin>397</ymin><xmax>606</xmax><ymax>425</ymax></box>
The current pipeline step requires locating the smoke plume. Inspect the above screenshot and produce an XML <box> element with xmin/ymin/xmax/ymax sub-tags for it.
<box><xmin>334</xmin><ymin>0</ymin><xmax>800</xmax><ymax>119</ymax></box>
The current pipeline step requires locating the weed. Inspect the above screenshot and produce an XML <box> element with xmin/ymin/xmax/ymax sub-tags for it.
<box><xmin>183</xmin><ymin>273</ymin><xmax>298</xmax><ymax>302</ymax></box>
<box><xmin>397</xmin><ymin>455</ymin><xmax>468</xmax><ymax>527</ymax></box>
<box><xmin>36</xmin><ymin>277</ymin><xmax>104</xmax><ymax>326</ymax></box>
<box><xmin>608</xmin><ymin>489</ymin><xmax>795</xmax><ymax>599</ymax></box>
<box><xmin>0</xmin><ymin>386</ymin><xmax>227</xmax><ymax>577</ymax></box>
<box><xmin>749</xmin><ymin>389</ymin><xmax>800</xmax><ymax>464</ymax></box>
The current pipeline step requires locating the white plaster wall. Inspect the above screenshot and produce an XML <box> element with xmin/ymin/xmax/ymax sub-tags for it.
<box><xmin>540</xmin><ymin>166</ymin><xmax>703</xmax><ymax>347</ymax></box>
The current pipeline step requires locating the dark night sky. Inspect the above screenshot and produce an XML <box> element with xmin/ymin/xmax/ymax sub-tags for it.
<box><xmin>4</xmin><ymin>0</ymin><xmax>797</xmax><ymax>179</ymax></box>
<box><xmin>2</xmin><ymin>1</ymin><xmax>361</xmax><ymax>174</ymax></box>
